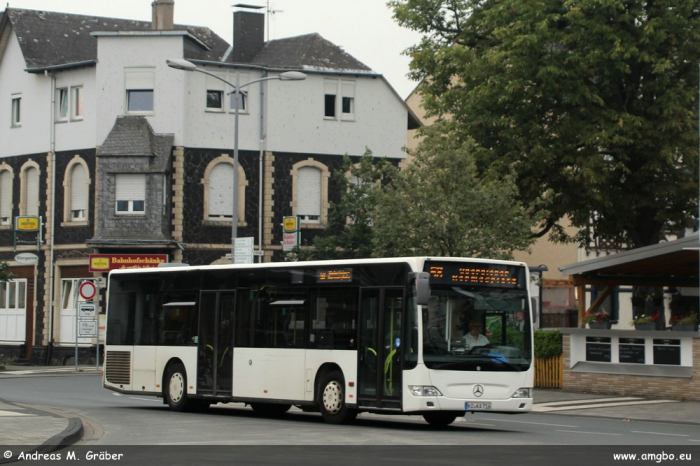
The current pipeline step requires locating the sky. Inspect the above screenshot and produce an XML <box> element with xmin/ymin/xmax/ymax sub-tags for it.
<box><xmin>5</xmin><ymin>0</ymin><xmax>424</xmax><ymax>99</ymax></box>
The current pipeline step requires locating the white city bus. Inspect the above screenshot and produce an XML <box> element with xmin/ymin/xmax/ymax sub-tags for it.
<box><xmin>103</xmin><ymin>257</ymin><xmax>534</xmax><ymax>426</ymax></box>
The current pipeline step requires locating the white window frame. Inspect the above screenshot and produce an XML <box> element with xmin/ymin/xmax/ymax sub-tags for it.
<box><xmin>115</xmin><ymin>173</ymin><xmax>146</xmax><ymax>215</ymax></box>
<box><xmin>341</xmin><ymin>80</ymin><xmax>355</xmax><ymax>121</ymax></box>
<box><xmin>290</xmin><ymin>159</ymin><xmax>330</xmax><ymax>227</ymax></box>
<box><xmin>0</xmin><ymin>279</ymin><xmax>28</xmax><ymax>343</ymax></box>
<box><xmin>11</xmin><ymin>94</ymin><xmax>21</xmax><ymax>127</ymax></box>
<box><xmin>56</xmin><ymin>88</ymin><xmax>69</xmax><ymax>122</ymax></box>
<box><xmin>71</xmin><ymin>86</ymin><xmax>84</xmax><ymax>121</ymax></box>
<box><xmin>125</xmin><ymin>68</ymin><xmax>155</xmax><ymax>115</ymax></box>
<box><xmin>201</xmin><ymin>155</ymin><xmax>248</xmax><ymax>226</ymax></box>
<box><xmin>62</xmin><ymin>156</ymin><xmax>90</xmax><ymax>226</ymax></box>
<box><xmin>19</xmin><ymin>161</ymin><xmax>40</xmax><ymax>217</ymax></box>
<box><xmin>227</xmin><ymin>72</ymin><xmax>249</xmax><ymax>115</ymax></box>
<box><xmin>0</xmin><ymin>165</ymin><xmax>13</xmax><ymax>228</ymax></box>
<box><xmin>205</xmin><ymin>72</ymin><xmax>226</xmax><ymax>112</ymax></box>
<box><xmin>324</xmin><ymin>80</ymin><xmax>337</xmax><ymax>119</ymax></box>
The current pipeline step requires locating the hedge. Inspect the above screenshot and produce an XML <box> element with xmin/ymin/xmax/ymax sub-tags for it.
<box><xmin>534</xmin><ymin>329</ymin><xmax>562</xmax><ymax>359</ymax></box>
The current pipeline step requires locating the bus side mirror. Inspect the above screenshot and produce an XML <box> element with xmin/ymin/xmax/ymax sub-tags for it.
<box><xmin>410</xmin><ymin>272</ymin><xmax>430</xmax><ymax>306</ymax></box>
<box><xmin>531</xmin><ymin>298</ymin><xmax>538</xmax><ymax>324</ymax></box>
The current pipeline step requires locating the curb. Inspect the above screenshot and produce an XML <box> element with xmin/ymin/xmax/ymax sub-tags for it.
<box><xmin>37</xmin><ymin>417</ymin><xmax>84</xmax><ymax>452</ymax></box>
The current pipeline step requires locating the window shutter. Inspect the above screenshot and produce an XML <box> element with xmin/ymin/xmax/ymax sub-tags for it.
<box><xmin>116</xmin><ymin>174</ymin><xmax>145</xmax><ymax>201</ymax></box>
<box><xmin>209</xmin><ymin>164</ymin><xmax>233</xmax><ymax>217</ymax></box>
<box><xmin>0</xmin><ymin>171</ymin><xmax>11</xmax><ymax>220</ymax></box>
<box><xmin>297</xmin><ymin>167</ymin><xmax>321</xmax><ymax>217</ymax></box>
<box><xmin>125</xmin><ymin>68</ymin><xmax>155</xmax><ymax>90</ymax></box>
<box><xmin>25</xmin><ymin>167</ymin><xmax>38</xmax><ymax>216</ymax></box>
<box><xmin>324</xmin><ymin>80</ymin><xmax>337</xmax><ymax>95</ymax></box>
<box><xmin>206</xmin><ymin>73</ymin><xmax>226</xmax><ymax>91</ymax></box>
<box><xmin>71</xmin><ymin>165</ymin><xmax>87</xmax><ymax>211</ymax></box>
<box><xmin>341</xmin><ymin>82</ymin><xmax>355</xmax><ymax>98</ymax></box>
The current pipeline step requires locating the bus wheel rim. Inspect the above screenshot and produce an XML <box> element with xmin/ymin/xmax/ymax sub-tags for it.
<box><xmin>169</xmin><ymin>373</ymin><xmax>184</xmax><ymax>403</ymax></box>
<box><xmin>323</xmin><ymin>381</ymin><xmax>342</xmax><ymax>414</ymax></box>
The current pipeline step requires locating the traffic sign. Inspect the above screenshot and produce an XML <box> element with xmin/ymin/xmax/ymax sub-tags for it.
<box><xmin>234</xmin><ymin>237</ymin><xmax>254</xmax><ymax>247</ymax></box>
<box><xmin>79</xmin><ymin>281</ymin><xmax>97</xmax><ymax>300</ymax></box>
<box><xmin>78</xmin><ymin>320</ymin><xmax>97</xmax><ymax>337</ymax></box>
<box><xmin>79</xmin><ymin>303</ymin><xmax>96</xmax><ymax>318</ymax></box>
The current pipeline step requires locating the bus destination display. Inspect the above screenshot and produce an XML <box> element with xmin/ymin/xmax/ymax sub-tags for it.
<box><xmin>317</xmin><ymin>269</ymin><xmax>352</xmax><ymax>283</ymax></box>
<box><xmin>426</xmin><ymin>262</ymin><xmax>523</xmax><ymax>288</ymax></box>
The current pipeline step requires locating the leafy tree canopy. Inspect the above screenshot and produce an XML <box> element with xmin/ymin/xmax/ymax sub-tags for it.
<box><xmin>298</xmin><ymin>150</ymin><xmax>396</xmax><ymax>260</ymax></box>
<box><xmin>390</xmin><ymin>0</ymin><xmax>700</xmax><ymax>247</ymax></box>
<box><xmin>372</xmin><ymin>126</ymin><xmax>537</xmax><ymax>259</ymax></box>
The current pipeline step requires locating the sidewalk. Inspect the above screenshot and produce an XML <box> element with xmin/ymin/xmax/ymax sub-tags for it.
<box><xmin>1</xmin><ymin>365</ymin><xmax>699</xmax><ymax>450</ymax></box>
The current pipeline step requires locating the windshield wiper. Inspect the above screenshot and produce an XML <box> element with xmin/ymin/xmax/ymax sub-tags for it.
<box><xmin>432</xmin><ymin>354</ymin><xmax>523</xmax><ymax>372</ymax></box>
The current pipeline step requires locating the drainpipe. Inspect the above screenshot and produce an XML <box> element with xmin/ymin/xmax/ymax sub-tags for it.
<box><xmin>45</xmin><ymin>70</ymin><xmax>57</xmax><ymax>357</ymax></box>
<box><xmin>258</xmin><ymin>70</ymin><xmax>267</xmax><ymax>262</ymax></box>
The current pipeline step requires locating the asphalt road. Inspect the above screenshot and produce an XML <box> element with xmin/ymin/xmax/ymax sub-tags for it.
<box><xmin>2</xmin><ymin>373</ymin><xmax>700</xmax><ymax>447</ymax></box>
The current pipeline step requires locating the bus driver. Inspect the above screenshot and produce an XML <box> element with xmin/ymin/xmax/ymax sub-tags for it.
<box><xmin>464</xmin><ymin>320</ymin><xmax>489</xmax><ymax>351</ymax></box>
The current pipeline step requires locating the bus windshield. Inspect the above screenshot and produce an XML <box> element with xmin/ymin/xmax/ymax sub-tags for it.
<box><xmin>422</xmin><ymin>284</ymin><xmax>532</xmax><ymax>372</ymax></box>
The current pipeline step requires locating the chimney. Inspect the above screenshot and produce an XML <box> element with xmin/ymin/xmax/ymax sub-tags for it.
<box><xmin>151</xmin><ymin>0</ymin><xmax>174</xmax><ymax>30</ymax></box>
<box><xmin>231</xmin><ymin>8</ymin><xmax>265</xmax><ymax>62</ymax></box>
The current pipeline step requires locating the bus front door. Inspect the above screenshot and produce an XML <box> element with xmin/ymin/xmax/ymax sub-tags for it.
<box><xmin>357</xmin><ymin>288</ymin><xmax>404</xmax><ymax>409</ymax></box>
<box><xmin>198</xmin><ymin>291</ymin><xmax>235</xmax><ymax>396</ymax></box>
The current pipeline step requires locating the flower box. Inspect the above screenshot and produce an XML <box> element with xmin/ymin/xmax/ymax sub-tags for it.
<box><xmin>589</xmin><ymin>322</ymin><xmax>612</xmax><ymax>330</ymax></box>
<box><xmin>671</xmin><ymin>324</ymin><xmax>697</xmax><ymax>332</ymax></box>
<box><xmin>634</xmin><ymin>323</ymin><xmax>656</xmax><ymax>331</ymax></box>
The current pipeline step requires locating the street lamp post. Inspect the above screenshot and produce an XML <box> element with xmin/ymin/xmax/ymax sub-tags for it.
<box><xmin>167</xmin><ymin>58</ymin><xmax>306</xmax><ymax>262</ymax></box>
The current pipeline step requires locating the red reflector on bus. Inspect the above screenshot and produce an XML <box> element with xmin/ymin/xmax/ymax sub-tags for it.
<box><xmin>264</xmin><ymin>389</ymin><xmax>268</xmax><ymax>393</ymax></box>
<box><xmin>348</xmin><ymin>382</ymin><xmax>354</xmax><ymax>387</ymax></box>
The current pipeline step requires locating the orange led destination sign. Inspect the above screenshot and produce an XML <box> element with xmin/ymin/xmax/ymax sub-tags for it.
<box><xmin>427</xmin><ymin>263</ymin><xmax>523</xmax><ymax>288</ymax></box>
<box><xmin>317</xmin><ymin>269</ymin><xmax>353</xmax><ymax>283</ymax></box>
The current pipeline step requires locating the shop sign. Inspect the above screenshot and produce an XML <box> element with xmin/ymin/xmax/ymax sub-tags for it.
<box><xmin>14</xmin><ymin>252</ymin><xmax>39</xmax><ymax>265</ymax></box>
<box><xmin>89</xmin><ymin>254</ymin><xmax>168</xmax><ymax>272</ymax></box>
<box><xmin>15</xmin><ymin>216</ymin><xmax>40</xmax><ymax>232</ymax></box>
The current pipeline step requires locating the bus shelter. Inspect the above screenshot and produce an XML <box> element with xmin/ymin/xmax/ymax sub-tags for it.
<box><xmin>557</xmin><ymin>234</ymin><xmax>700</xmax><ymax>401</ymax></box>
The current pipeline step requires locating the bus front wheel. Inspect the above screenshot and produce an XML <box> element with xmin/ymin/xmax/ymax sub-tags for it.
<box><xmin>165</xmin><ymin>362</ymin><xmax>190</xmax><ymax>412</ymax></box>
<box><xmin>423</xmin><ymin>412</ymin><xmax>458</xmax><ymax>428</ymax></box>
<box><xmin>318</xmin><ymin>370</ymin><xmax>357</xmax><ymax>424</ymax></box>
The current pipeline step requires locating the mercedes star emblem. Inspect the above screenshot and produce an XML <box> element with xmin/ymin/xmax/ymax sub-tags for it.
<box><xmin>473</xmin><ymin>385</ymin><xmax>484</xmax><ymax>397</ymax></box>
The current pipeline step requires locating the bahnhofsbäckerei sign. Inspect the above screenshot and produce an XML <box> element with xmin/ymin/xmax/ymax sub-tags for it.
<box><xmin>89</xmin><ymin>254</ymin><xmax>168</xmax><ymax>272</ymax></box>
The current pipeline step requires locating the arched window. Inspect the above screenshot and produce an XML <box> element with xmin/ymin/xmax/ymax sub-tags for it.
<box><xmin>63</xmin><ymin>157</ymin><xmax>90</xmax><ymax>224</ymax></box>
<box><xmin>0</xmin><ymin>168</ymin><xmax>13</xmax><ymax>226</ymax></box>
<box><xmin>20</xmin><ymin>163</ymin><xmax>39</xmax><ymax>217</ymax></box>
<box><xmin>291</xmin><ymin>159</ymin><xmax>330</xmax><ymax>226</ymax></box>
<box><xmin>202</xmin><ymin>155</ymin><xmax>247</xmax><ymax>225</ymax></box>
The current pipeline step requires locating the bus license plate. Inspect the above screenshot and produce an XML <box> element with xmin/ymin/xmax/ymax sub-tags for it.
<box><xmin>465</xmin><ymin>402</ymin><xmax>492</xmax><ymax>410</ymax></box>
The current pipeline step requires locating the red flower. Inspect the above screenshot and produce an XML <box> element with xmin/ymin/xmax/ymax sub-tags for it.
<box><xmin>652</xmin><ymin>314</ymin><xmax>659</xmax><ymax>321</ymax></box>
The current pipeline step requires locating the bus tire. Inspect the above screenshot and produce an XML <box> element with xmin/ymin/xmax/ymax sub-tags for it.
<box><xmin>318</xmin><ymin>370</ymin><xmax>352</xmax><ymax>424</ymax></box>
<box><xmin>423</xmin><ymin>412</ymin><xmax>458</xmax><ymax>428</ymax></box>
<box><xmin>165</xmin><ymin>362</ymin><xmax>190</xmax><ymax>412</ymax></box>
<box><xmin>250</xmin><ymin>403</ymin><xmax>292</xmax><ymax>417</ymax></box>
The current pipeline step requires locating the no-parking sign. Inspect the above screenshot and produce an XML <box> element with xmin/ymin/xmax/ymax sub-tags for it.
<box><xmin>79</xmin><ymin>281</ymin><xmax>97</xmax><ymax>300</ymax></box>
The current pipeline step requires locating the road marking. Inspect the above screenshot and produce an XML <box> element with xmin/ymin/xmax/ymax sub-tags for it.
<box><xmin>479</xmin><ymin>418</ymin><xmax>579</xmax><ymax>428</ymax></box>
<box><xmin>533</xmin><ymin>399</ymin><xmax>678</xmax><ymax>412</ymax></box>
<box><xmin>556</xmin><ymin>430</ymin><xmax>622</xmax><ymax>436</ymax></box>
<box><xmin>631</xmin><ymin>431</ymin><xmax>689</xmax><ymax>437</ymax></box>
<box><xmin>535</xmin><ymin>397</ymin><xmax>641</xmax><ymax>407</ymax></box>
<box><xmin>0</xmin><ymin>410</ymin><xmax>32</xmax><ymax>417</ymax></box>
<box><xmin>128</xmin><ymin>397</ymin><xmax>162</xmax><ymax>403</ymax></box>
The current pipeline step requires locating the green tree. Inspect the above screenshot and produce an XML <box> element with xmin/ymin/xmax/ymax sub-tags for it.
<box><xmin>390</xmin><ymin>0</ymin><xmax>699</xmax><ymax>248</ymax></box>
<box><xmin>0</xmin><ymin>261</ymin><xmax>13</xmax><ymax>283</ymax></box>
<box><xmin>303</xmin><ymin>150</ymin><xmax>395</xmax><ymax>260</ymax></box>
<box><xmin>372</xmin><ymin>128</ymin><xmax>536</xmax><ymax>258</ymax></box>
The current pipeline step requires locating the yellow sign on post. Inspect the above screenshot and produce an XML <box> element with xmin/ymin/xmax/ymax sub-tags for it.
<box><xmin>283</xmin><ymin>216</ymin><xmax>298</xmax><ymax>233</ymax></box>
<box><xmin>15</xmin><ymin>216</ymin><xmax>40</xmax><ymax>232</ymax></box>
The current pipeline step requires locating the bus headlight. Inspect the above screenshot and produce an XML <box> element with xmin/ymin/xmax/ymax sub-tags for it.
<box><xmin>409</xmin><ymin>385</ymin><xmax>443</xmax><ymax>397</ymax></box>
<box><xmin>511</xmin><ymin>388</ymin><xmax>532</xmax><ymax>398</ymax></box>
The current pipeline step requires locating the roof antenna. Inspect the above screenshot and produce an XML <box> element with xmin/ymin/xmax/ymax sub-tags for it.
<box><xmin>266</xmin><ymin>0</ymin><xmax>283</xmax><ymax>42</ymax></box>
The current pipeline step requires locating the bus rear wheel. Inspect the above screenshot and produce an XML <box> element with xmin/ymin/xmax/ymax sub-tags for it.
<box><xmin>250</xmin><ymin>403</ymin><xmax>292</xmax><ymax>417</ymax></box>
<box><xmin>318</xmin><ymin>370</ymin><xmax>356</xmax><ymax>424</ymax></box>
<box><xmin>165</xmin><ymin>362</ymin><xmax>191</xmax><ymax>412</ymax></box>
<box><xmin>423</xmin><ymin>412</ymin><xmax>458</xmax><ymax>428</ymax></box>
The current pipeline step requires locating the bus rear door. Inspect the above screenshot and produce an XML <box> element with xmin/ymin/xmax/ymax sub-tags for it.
<box><xmin>198</xmin><ymin>291</ymin><xmax>235</xmax><ymax>396</ymax></box>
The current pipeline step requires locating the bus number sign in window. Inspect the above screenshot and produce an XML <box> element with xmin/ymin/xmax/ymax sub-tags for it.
<box><xmin>317</xmin><ymin>269</ymin><xmax>352</xmax><ymax>283</ymax></box>
<box><xmin>427</xmin><ymin>262</ymin><xmax>524</xmax><ymax>289</ymax></box>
